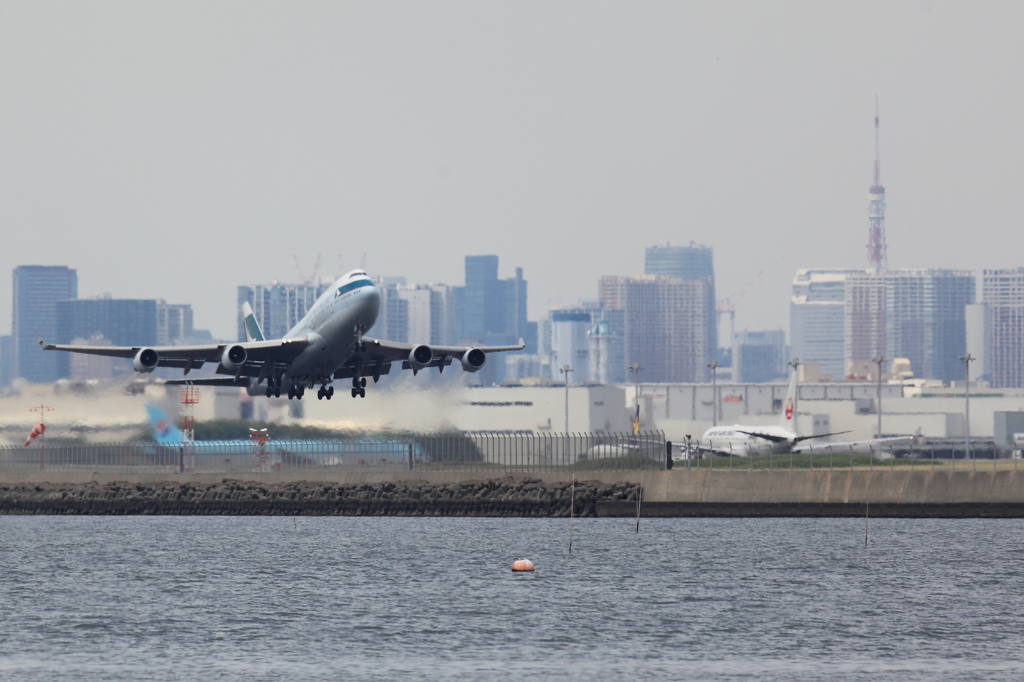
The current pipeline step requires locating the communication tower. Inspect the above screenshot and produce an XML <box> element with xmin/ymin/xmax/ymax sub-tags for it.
<box><xmin>180</xmin><ymin>385</ymin><xmax>199</xmax><ymax>471</ymax></box>
<box><xmin>867</xmin><ymin>100</ymin><xmax>888</xmax><ymax>271</ymax></box>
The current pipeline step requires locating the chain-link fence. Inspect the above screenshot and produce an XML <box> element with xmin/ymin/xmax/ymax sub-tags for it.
<box><xmin>0</xmin><ymin>431</ymin><xmax>667</xmax><ymax>475</ymax></box>
<box><xmin>669</xmin><ymin>438</ymin><xmax>1022</xmax><ymax>471</ymax></box>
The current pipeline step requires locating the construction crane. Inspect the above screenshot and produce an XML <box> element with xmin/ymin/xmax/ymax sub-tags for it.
<box><xmin>716</xmin><ymin>270</ymin><xmax>763</xmax><ymax>344</ymax></box>
<box><xmin>293</xmin><ymin>253</ymin><xmax>321</xmax><ymax>286</ymax></box>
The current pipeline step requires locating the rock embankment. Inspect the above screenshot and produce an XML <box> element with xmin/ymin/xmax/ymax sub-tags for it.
<box><xmin>0</xmin><ymin>478</ymin><xmax>641</xmax><ymax>516</ymax></box>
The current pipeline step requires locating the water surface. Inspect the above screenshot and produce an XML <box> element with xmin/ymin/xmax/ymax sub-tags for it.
<box><xmin>1</xmin><ymin>517</ymin><xmax>1021</xmax><ymax>680</ymax></box>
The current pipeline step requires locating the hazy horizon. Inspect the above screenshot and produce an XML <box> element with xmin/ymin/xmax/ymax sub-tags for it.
<box><xmin>3</xmin><ymin>2</ymin><xmax>1022</xmax><ymax>341</ymax></box>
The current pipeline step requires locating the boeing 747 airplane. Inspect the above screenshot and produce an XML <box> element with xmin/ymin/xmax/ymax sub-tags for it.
<box><xmin>40</xmin><ymin>270</ymin><xmax>524</xmax><ymax>401</ymax></box>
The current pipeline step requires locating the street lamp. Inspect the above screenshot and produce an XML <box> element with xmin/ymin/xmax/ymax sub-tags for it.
<box><xmin>872</xmin><ymin>355</ymin><xmax>885</xmax><ymax>438</ymax></box>
<box><xmin>629</xmin><ymin>362</ymin><xmax>644</xmax><ymax>421</ymax></box>
<box><xmin>560</xmin><ymin>365</ymin><xmax>573</xmax><ymax>432</ymax></box>
<box><xmin>707</xmin><ymin>360</ymin><xmax>719</xmax><ymax>426</ymax></box>
<box><xmin>959</xmin><ymin>353</ymin><xmax>975</xmax><ymax>461</ymax></box>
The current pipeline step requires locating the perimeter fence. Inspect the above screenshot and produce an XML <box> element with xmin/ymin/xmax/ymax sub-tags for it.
<box><xmin>671</xmin><ymin>439</ymin><xmax>1022</xmax><ymax>472</ymax></box>
<box><xmin>0</xmin><ymin>431</ymin><xmax>667</xmax><ymax>475</ymax></box>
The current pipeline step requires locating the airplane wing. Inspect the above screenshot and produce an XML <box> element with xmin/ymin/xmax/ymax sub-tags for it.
<box><xmin>39</xmin><ymin>337</ymin><xmax>310</xmax><ymax>377</ymax></box>
<box><xmin>335</xmin><ymin>337</ymin><xmax>526</xmax><ymax>381</ymax></box>
<box><xmin>735</xmin><ymin>430</ymin><xmax>789</xmax><ymax>443</ymax></box>
<box><xmin>792</xmin><ymin>435</ymin><xmax>915</xmax><ymax>453</ymax></box>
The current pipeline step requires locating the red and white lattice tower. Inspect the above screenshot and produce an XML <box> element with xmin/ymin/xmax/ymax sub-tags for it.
<box><xmin>867</xmin><ymin>99</ymin><xmax>888</xmax><ymax>271</ymax></box>
<box><xmin>180</xmin><ymin>386</ymin><xmax>199</xmax><ymax>471</ymax></box>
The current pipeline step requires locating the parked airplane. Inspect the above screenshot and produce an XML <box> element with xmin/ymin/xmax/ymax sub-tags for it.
<box><xmin>700</xmin><ymin>362</ymin><xmax>912</xmax><ymax>456</ymax></box>
<box><xmin>42</xmin><ymin>270</ymin><xmax>524</xmax><ymax>401</ymax></box>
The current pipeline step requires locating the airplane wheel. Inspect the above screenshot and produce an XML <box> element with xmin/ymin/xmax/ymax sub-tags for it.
<box><xmin>317</xmin><ymin>389</ymin><xmax>324</xmax><ymax>400</ymax></box>
<box><xmin>265</xmin><ymin>389</ymin><xmax>272</xmax><ymax>397</ymax></box>
<box><xmin>327</xmin><ymin>386</ymin><xmax>334</xmax><ymax>398</ymax></box>
<box><xmin>274</xmin><ymin>388</ymin><xmax>281</xmax><ymax>398</ymax></box>
<box><xmin>359</xmin><ymin>388</ymin><xmax>366</xmax><ymax>398</ymax></box>
<box><xmin>351</xmin><ymin>388</ymin><xmax>358</xmax><ymax>398</ymax></box>
<box><xmin>360</xmin><ymin>377</ymin><xmax>367</xmax><ymax>388</ymax></box>
<box><xmin>326</xmin><ymin>391</ymin><xmax>332</xmax><ymax>400</ymax></box>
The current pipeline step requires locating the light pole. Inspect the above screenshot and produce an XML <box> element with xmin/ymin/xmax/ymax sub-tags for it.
<box><xmin>707</xmin><ymin>360</ymin><xmax>719</xmax><ymax>426</ymax></box>
<box><xmin>872</xmin><ymin>355</ymin><xmax>885</xmax><ymax>438</ymax></box>
<box><xmin>959</xmin><ymin>353</ymin><xmax>974</xmax><ymax>461</ymax></box>
<box><xmin>629</xmin><ymin>363</ymin><xmax>644</xmax><ymax>430</ymax></box>
<box><xmin>560</xmin><ymin>365</ymin><xmax>573</xmax><ymax>432</ymax></box>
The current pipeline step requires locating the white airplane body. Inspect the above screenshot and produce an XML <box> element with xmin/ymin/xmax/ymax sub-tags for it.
<box><xmin>700</xmin><ymin>364</ymin><xmax>913</xmax><ymax>456</ymax></box>
<box><xmin>41</xmin><ymin>270</ymin><xmax>524</xmax><ymax>401</ymax></box>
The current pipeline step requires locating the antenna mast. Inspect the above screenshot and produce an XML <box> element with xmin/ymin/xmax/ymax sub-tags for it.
<box><xmin>867</xmin><ymin>98</ymin><xmax>888</xmax><ymax>271</ymax></box>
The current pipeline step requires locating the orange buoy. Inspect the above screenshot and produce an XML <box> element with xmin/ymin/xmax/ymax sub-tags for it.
<box><xmin>511</xmin><ymin>559</ymin><xmax>535</xmax><ymax>572</ymax></box>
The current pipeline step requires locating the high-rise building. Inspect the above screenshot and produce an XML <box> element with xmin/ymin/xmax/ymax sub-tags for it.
<box><xmin>845</xmin><ymin>269</ymin><xmax>975</xmax><ymax>383</ymax></box>
<box><xmin>13</xmin><ymin>265</ymin><xmax>78</xmax><ymax>382</ymax></box>
<box><xmin>733</xmin><ymin>330</ymin><xmax>787</xmax><ymax>383</ymax></box>
<box><xmin>982</xmin><ymin>268</ymin><xmax>1024</xmax><ymax>388</ymax></box>
<box><xmin>588</xmin><ymin>310</ymin><xmax>626</xmax><ymax>385</ymax></box>
<box><xmin>0</xmin><ymin>335</ymin><xmax>13</xmax><ymax>388</ymax></box>
<box><xmin>790</xmin><ymin>269</ymin><xmax>862</xmax><ymax>380</ymax></box>
<box><xmin>157</xmin><ymin>302</ymin><xmax>194</xmax><ymax>346</ymax></box>
<box><xmin>452</xmin><ymin>256</ymin><xmax>528</xmax><ymax>385</ymax></box>
<box><xmin>644</xmin><ymin>242</ymin><xmax>717</xmax><ymax>351</ymax></box>
<box><xmin>454</xmin><ymin>256</ymin><xmax>527</xmax><ymax>344</ymax></box>
<box><xmin>56</xmin><ymin>297</ymin><xmax>164</xmax><ymax>379</ymax></box>
<box><xmin>396</xmin><ymin>284</ymin><xmax>455</xmax><ymax>346</ymax></box>
<box><xmin>600</xmin><ymin>275</ymin><xmax>714</xmax><ymax>383</ymax></box>
<box><xmin>548</xmin><ymin>309</ymin><xmax>592</xmax><ymax>383</ymax></box>
<box><xmin>237</xmin><ymin>282</ymin><xmax>327</xmax><ymax>342</ymax></box>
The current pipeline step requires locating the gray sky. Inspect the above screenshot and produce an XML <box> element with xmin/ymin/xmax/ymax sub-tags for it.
<box><xmin>2</xmin><ymin>1</ymin><xmax>1022</xmax><ymax>341</ymax></box>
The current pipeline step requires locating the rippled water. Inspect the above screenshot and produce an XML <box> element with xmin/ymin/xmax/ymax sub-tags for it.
<box><xmin>1</xmin><ymin>516</ymin><xmax>1022</xmax><ymax>680</ymax></box>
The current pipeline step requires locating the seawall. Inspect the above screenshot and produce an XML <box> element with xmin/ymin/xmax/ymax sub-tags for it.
<box><xmin>1</xmin><ymin>469</ymin><xmax>1023</xmax><ymax>516</ymax></box>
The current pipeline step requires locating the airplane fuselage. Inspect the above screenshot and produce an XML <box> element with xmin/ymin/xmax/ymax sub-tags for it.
<box><xmin>701</xmin><ymin>425</ymin><xmax>797</xmax><ymax>456</ymax></box>
<box><xmin>280</xmin><ymin>275</ymin><xmax>380</xmax><ymax>383</ymax></box>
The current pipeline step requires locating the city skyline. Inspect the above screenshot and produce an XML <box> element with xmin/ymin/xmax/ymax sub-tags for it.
<box><xmin>2</xmin><ymin>4</ymin><xmax>1024</xmax><ymax>341</ymax></box>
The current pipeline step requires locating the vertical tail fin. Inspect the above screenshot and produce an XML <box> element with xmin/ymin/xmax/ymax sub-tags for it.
<box><xmin>241</xmin><ymin>302</ymin><xmax>265</xmax><ymax>342</ymax></box>
<box><xmin>146</xmin><ymin>405</ymin><xmax>182</xmax><ymax>444</ymax></box>
<box><xmin>778</xmin><ymin>361</ymin><xmax>799</xmax><ymax>434</ymax></box>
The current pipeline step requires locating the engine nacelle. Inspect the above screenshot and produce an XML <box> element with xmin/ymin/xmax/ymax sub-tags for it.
<box><xmin>461</xmin><ymin>348</ymin><xmax>486</xmax><ymax>373</ymax></box>
<box><xmin>408</xmin><ymin>344</ymin><xmax>433</xmax><ymax>371</ymax></box>
<box><xmin>133</xmin><ymin>348</ymin><xmax>159</xmax><ymax>373</ymax></box>
<box><xmin>220</xmin><ymin>344</ymin><xmax>247</xmax><ymax>373</ymax></box>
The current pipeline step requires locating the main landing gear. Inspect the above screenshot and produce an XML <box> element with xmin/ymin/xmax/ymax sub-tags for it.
<box><xmin>265</xmin><ymin>376</ymin><xmax>282</xmax><ymax>398</ymax></box>
<box><xmin>351</xmin><ymin>376</ymin><xmax>366</xmax><ymax>398</ymax></box>
<box><xmin>287</xmin><ymin>385</ymin><xmax>305</xmax><ymax>400</ymax></box>
<box><xmin>317</xmin><ymin>385</ymin><xmax>335</xmax><ymax>400</ymax></box>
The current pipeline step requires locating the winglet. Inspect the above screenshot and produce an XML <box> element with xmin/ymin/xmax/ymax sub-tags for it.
<box><xmin>518</xmin><ymin>337</ymin><xmax>526</xmax><ymax>349</ymax></box>
<box><xmin>38</xmin><ymin>338</ymin><xmax>54</xmax><ymax>350</ymax></box>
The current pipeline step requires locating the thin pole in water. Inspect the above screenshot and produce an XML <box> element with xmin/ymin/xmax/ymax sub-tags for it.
<box><xmin>569</xmin><ymin>475</ymin><xmax>575</xmax><ymax>554</ymax></box>
<box><xmin>636</xmin><ymin>468</ymin><xmax>643</xmax><ymax>533</ymax></box>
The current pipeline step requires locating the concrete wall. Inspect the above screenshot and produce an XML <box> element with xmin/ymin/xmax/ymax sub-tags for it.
<box><xmin>4</xmin><ymin>469</ymin><xmax>1024</xmax><ymax>506</ymax></box>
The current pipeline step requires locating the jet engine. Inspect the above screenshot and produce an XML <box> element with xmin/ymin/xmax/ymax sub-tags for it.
<box><xmin>460</xmin><ymin>348</ymin><xmax>486</xmax><ymax>373</ymax></box>
<box><xmin>220</xmin><ymin>344</ymin><xmax>247</xmax><ymax>373</ymax></box>
<box><xmin>133</xmin><ymin>348</ymin><xmax>159</xmax><ymax>373</ymax></box>
<box><xmin>408</xmin><ymin>344</ymin><xmax>433</xmax><ymax>371</ymax></box>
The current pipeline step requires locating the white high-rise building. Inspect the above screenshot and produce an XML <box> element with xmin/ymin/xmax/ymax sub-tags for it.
<box><xmin>790</xmin><ymin>269</ymin><xmax>862</xmax><ymax>380</ymax></box>
<box><xmin>549</xmin><ymin>309</ymin><xmax>593</xmax><ymax>384</ymax></box>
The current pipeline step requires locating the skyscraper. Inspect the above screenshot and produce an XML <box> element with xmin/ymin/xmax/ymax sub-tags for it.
<box><xmin>733</xmin><ymin>330</ymin><xmax>787</xmax><ymax>383</ymax></box>
<box><xmin>237</xmin><ymin>282</ymin><xmax>327</xmax><ymax>341</ymax></box>
<box><xmin>983</xmin><ymin>268</ymin><xmax>1024</xmax><ymax>388</ymax></box>
<box><xmin>13</xmin><ymin>265</ymin><xmax>78</xmax><ymax>382</ymax></box>
<box><xmin>600</xmin><ymin>275</ymin><xmax>714</xmax><ymax>383</ymax></box>
<box><xmin>453</xmin><ymin>257</ymin><xmax>528</xmax><ymax>384</ymax></box>
<box><xmin>56</xmin><ymin>298</ymin><xmax>159</xmax><ymax>347</ymax></box>
<box><xmin>644</xmin><ymin>242</ymin><xmax>717</xmax><ymax>351</ymax></box>
<box><xmin>845</xmin><ymin>269</ymin><xmax>974</xmax><ymax>383</ymax></box>
<box><xmin>790</xmin><ymin>269</ymin><xmax>863</xmax><ymax>380</ymax></box>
